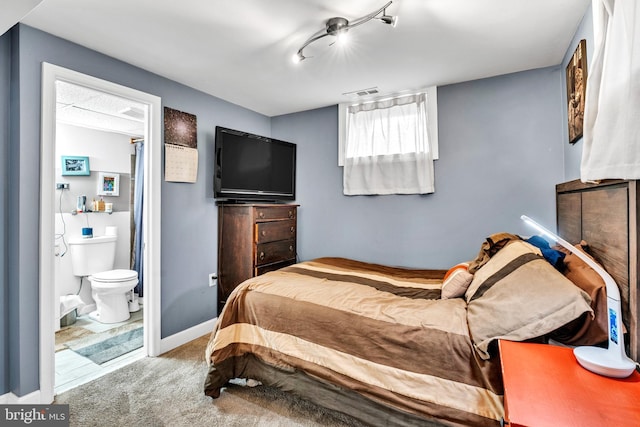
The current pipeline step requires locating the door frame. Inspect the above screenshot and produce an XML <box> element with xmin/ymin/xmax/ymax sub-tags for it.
<box><xmin>39</xmin><ymin>63</ymin><xmax>162</xmax><ymax>403</ymax></box>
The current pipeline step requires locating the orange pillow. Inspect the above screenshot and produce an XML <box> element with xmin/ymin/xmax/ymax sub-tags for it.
<box><xmin>441</xmin><ymin>262</ymin><xmax>473</xmax><ymax>299</ymax></box>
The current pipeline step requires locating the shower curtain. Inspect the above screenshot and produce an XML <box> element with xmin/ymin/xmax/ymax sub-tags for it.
<box><xmin>133</xmin><ymin>141</ymin><xmax>144</xmax><ymax>297</ymax></box>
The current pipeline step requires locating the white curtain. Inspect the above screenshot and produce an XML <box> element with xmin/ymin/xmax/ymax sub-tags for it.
<box><xmin>343</xmin><ymin>93</ymin><xmax>434</xmax><ymax>195</ymax></box>
<box><xmin>581</xmin><ymin>0</ymin><xmax>640</xmax><ymax>181</ymax></box>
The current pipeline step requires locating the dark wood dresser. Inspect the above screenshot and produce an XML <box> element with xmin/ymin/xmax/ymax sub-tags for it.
<box><xmin>217</xmin><ymin>203</ymin><xmax>298</xmax><ymax>314</ymax></box>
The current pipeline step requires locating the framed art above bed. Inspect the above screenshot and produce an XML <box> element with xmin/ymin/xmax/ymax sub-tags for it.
<box><xmin>566</xmin><ymin>39</ymin><xmax>587</xmax><ymax>144</ymax></box>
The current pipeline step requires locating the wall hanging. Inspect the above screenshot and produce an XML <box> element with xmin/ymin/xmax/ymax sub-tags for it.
<box><xmin>61</xmin><ymin>155</ymin><xmax>90</xmax><ymax>176</ymax></box>
<box><xmin>97</xmin><ymin>172</ymin><xmax>120</xmax><ymax>196</ymax></box>
<box><xmin>164</xmin><ymin>106</ymin><xmax>198</xmax><ymax>183</ymax></box>
<box><xmin>566</xmin><ymin>39</ymin><xmax>587</xmax><ymax>144</ymax></box>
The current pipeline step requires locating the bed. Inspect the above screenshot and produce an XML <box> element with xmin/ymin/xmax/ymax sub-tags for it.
<box><xmin>204</xmin><ymin>179</ymin><xmax>639</xmax><ymax>426</ymax></box>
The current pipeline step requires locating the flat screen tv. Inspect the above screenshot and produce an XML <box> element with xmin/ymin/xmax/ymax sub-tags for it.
<box><xmin>214</xmin><ymin>126</ymin><xmax>296</xmax><ymax>202</ymax></box>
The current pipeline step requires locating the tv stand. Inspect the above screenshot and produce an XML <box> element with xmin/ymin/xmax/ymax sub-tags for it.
<box><xmin>217</xmin><ymin>203</ymin><xmax>298</xmax><ymax>314</ymax></box>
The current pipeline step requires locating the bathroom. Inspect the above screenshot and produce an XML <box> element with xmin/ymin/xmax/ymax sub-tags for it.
<box><xmin>53</xmin><ymin>81</ymin><xmax>146</xmax><ymax>392</ymax></box>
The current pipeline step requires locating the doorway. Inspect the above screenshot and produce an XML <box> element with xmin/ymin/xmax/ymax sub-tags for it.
<box><xmin>39</xmin><ymin>63</ymin><xmax>162</xmax><ymax>403</ymax></box>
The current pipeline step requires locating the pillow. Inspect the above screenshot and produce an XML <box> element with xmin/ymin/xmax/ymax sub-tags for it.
<box><xmin>548</xmin><ymin>242</ymin><xmax>608</xmax><ymax>345</ymax></box>
<box><xmin>465</xmin><ymin>240</ymin><xmax>592</xmax><ymax>359</ymax></box>
<box><xmin>467</xmin><ymin>232</ymin><xmax>521</xmax><ymax>274</ymax></box>
<box><xmin>525</xmin><ymin>235</ymin><xmax>566</xmax><ymax>270</ymax></box>
<box><xmin>441</xmin><ymin>263</ymin><xmax>473</xmax><ymax>299</ymax></box>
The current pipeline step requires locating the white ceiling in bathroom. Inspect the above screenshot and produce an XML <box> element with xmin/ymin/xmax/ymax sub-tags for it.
<box><xmin>56</xmin><ymin>81</ymin><xmax>146</xmax><ymax>137</ymax></box>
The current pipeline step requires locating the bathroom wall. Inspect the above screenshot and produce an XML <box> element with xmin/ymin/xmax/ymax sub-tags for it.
<box><xmin>54</xmin><ymin>123</ymin><xmax>134</xmax><ymax>325</ymax></box>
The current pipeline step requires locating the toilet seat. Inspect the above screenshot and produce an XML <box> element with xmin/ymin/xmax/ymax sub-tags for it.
<box><xmin>90</xmin><ymin>269</ymin><xmax>137</xmax><ymax>283</ymax></box>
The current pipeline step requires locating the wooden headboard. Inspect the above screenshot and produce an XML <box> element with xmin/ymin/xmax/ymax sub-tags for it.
<box><xmin>556</xmin><ymin>179</ymin><xmax>640</xmax><ymax>361</ymax></box>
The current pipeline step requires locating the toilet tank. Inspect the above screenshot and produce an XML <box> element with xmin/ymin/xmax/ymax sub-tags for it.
<box><xmin>68</xmin><ymin>235</ymin><xmax>117</xmax><ymax>276</ymax></box>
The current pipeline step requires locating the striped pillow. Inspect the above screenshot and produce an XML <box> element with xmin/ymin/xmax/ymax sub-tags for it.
<box><xmin>441</xmin><ymin>263</ymin><xmax>473</xmax><ymax>299</ymax></box>
<box><xmin>465</xmin><ymin>240</ymin><xmax>592</xmax><ymax>359</ymax></box>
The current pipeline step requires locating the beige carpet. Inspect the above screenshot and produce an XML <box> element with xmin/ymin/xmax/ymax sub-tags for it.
<box><xmin>54</xmin><ymin>334</ymin><xmax>366</xmax><ymax>427</ymax></box>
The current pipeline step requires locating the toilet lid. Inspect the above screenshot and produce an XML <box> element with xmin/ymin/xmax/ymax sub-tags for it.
<box><xmin>91</xmin><ymin>269</ymin><xmax>138</xmax><ymax>282</ymax></box>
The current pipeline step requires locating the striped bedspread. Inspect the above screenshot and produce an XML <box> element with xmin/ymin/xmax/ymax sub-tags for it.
<box><xmin>204</xmin><ymin>257</ymin><xmax>504</xmax><ymax>426</ymax></box>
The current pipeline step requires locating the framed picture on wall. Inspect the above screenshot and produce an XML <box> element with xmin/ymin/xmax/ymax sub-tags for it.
<box><xmin>566</xmin><ymin>39</ymin><xmax>587</xmax><ymax>144</ymax></box>
<box><xmin>61</xmin><ymin>155</ymin><xmax>90</xmax><ymax>176</ymax></box>
<box><xmin>97</xmin><ymin>172</ymin><xmax>120</xmax><ymax>196</ymax></box>
<box><xmin>164</xmin><ymin>107</ymin><xmax>197</xmax><ymax>148</ymax></box>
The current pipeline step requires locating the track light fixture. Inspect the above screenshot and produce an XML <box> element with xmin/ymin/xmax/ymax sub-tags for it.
<box><xmin>292</xmin><ymin>1</ymin><xmax>398</xmax><ymax>64</ymax></box>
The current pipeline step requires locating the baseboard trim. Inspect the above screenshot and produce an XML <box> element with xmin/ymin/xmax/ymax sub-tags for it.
<box><xmin>0</xmin><ymin>390</ymin><xmax>41</xmax><ymax>404</ymax></box>
<box><xmin>158</xmin><ymin>317</ymin><xmax>217</xmax><ymax>355</ymax></box>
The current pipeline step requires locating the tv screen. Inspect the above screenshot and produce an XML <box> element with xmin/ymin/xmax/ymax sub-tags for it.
<box><xmin>214</xmin><ymin>126</ymin><xmax>296</xmax><ymax>202</ymax></box>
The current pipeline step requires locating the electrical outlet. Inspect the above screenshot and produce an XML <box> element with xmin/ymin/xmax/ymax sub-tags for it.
<box><xmin>209</xmin><ymin>273</ymin><xmax>218</xmax><ymax>288</ymax></box>
<box><xmin>56</xmin><ymin>183</ymin><xmax>70</xmax><ymax>190</ymax></box>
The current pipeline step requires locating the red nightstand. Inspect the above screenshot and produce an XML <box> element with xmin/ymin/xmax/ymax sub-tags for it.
<box><xmin>499</xmin><ymin>340</ymin><xmax>640</xmax><ymax>426</ymax></box>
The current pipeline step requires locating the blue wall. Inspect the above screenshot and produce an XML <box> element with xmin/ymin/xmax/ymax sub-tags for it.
<box><xmin>563</xmin><ymin>5</ymin><xmax>594</xmax><ymax>180</ymax></box>
<box><xmin>6</xmin><ymin>24</ymin><xmax>270</xmax><ymax>396</ymax></box>
<box><xmin>272</xmin><ymin>67</ymin><xmax>564</xmax><ymax>269</ymax></box>
<box><xmin>0</xmin><ymin>27</ymin><xmax>11</xmax><ymax>396</ymax></box>
<box><xmin>2</xmin><ymin>5</ymin><xmax>588</xmax><ymax>397</ymax></box>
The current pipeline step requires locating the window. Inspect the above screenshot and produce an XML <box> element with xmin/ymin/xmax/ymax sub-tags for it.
<box><xmin>338</xmin><ymin>87</ymin><xmax>438</xmax><ymax>195</ymax></box>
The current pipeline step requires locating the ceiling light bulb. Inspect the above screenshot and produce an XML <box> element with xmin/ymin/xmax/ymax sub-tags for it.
<box><xmin>335</xmin><ymin>31</ymin><xmax>349</xmax><ymax>44</ymax></box>
<box><xmin>380</xmin><ymin>15</ymin><xmax>398</xmax><ymax>27</ymax></box>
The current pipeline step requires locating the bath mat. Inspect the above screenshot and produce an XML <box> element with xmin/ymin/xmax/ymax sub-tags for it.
<box><xmin>72</xmin><ymin>327</ymin><xmax>143</xmax><ymax>365</ymax></box>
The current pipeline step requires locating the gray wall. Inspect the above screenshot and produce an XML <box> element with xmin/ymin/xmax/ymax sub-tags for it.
<box><xmin>0</xmin><ymin>26</ymin><xmax>10</xmax><ymax>396</ymax></box>
<box><xmin>273</xmin><ymin>66</ymin><xmax>565</xmax><ymax>269</ymax></box>
<box><xmin>6</xmin><ymin>24</ymin><xmax>270</xmax><ymax>396</ymax></box>
<box><xmin>2</xmin><ymin>3</ymin><xmax>589</xmax><ymax>397</ymax></box>
<box><xmin>563</xmin><ymin>5</ymin><xmax>594</xmax><ymax>180</ymax></box>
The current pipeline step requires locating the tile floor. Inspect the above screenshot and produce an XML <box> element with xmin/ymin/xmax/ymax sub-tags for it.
<box><xmin>55</xmin><ymin>308</ymin><xmax>145</xmax><ymax>395</ymax></box>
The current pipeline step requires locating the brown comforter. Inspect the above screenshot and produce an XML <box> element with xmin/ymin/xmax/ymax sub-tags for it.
<box><xmin>204</xmin><ymin>257</ymin><xmax>504</xmax><ymax>426</ymax></box>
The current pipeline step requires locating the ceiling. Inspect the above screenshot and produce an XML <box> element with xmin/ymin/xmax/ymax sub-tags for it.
<box><xmin>56</xmin><ymin>81</ymin><xmax>146</xmax><ymax>137</ymax></box>
<box><xmin>13</xmin><ymin>0</ymin><xmax>591</xmax><ymax>118</ymax></box>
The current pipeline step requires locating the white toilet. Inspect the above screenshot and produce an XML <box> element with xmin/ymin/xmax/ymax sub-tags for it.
<box><xmin>68</xmin><ymin>231</ymin><xmax>138</xmax><ymax>324</ymax></box>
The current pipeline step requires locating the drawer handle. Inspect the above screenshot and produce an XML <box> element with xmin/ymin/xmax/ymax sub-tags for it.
<box><xmin>289</xmin><ymin>245</ymin><xmax>294</xmax><ymax>252</ymax></box>
<box><xmin>259</xmin><ymin>212</ymin><xmax>265</xmax><ymax>218</ymax></box>
<box><xmin>261</xmin><ymin>230</ymin><xmax>267</xmax><ymax>237</ymax></box>
<box><xmin>290</xmin><ymin>226</ymin><xmax>295</xmax><ymax>233</ymax></box>
<box><xmin>288</xmin><ymin>210</ymin><xmax>293</xmax><ymax>218</ymax></box>
<box><xmin>259</xmin><ymin>252</ymin><xmax>265</xmax><ymax>261</ymax></box>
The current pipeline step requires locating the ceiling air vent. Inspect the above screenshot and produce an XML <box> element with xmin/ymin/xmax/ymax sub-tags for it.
<box><xmin>342</xmin><ymin>87</ymin><xmax>379</xmax><ymax>97</ymax></box>
<box><xmin>119</xmin><ymin>106</ymin><xmax>145</xmax><ymax>121</ymax></box>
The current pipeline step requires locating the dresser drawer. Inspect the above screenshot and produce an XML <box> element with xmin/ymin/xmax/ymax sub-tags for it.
<box><xmin>255</xmin><ymin>240</ymin><xmax>296</xmax><ymax>266</ymax></box>
<box><xmin>255</xmin><ymin>220</ymin><xmax>296</xmax><ymax>244</ymax></box>
<box><xmin>255</xmin><ymin>259</ymin><xmax>296</xmax><ymax>276</ymax></box>
<box><xmin>255</xmin><ymin>205</ymin><xmax>296</xmax><ymax>222</ymax></box>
